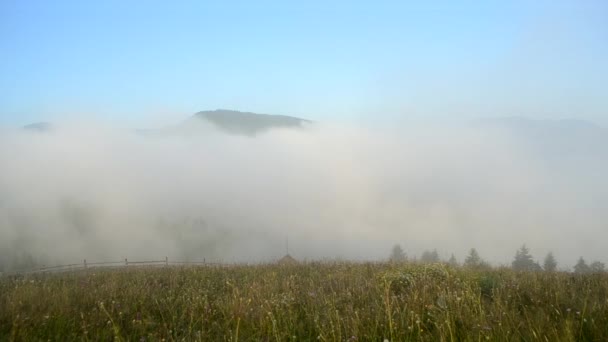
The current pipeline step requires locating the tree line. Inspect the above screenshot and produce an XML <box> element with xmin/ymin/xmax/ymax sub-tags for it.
<box><xmin>389</xmin><ymin>244</ymin><xmax>606</xmax><ymax>273</ymax></box>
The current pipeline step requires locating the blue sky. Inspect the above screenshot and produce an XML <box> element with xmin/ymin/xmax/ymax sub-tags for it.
<box><xmin>1</xmin><ymin>0</ymin><xmax>607</xmax><ymax>126</ymax></box>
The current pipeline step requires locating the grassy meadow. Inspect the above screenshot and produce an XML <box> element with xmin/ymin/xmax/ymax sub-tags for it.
<box><xmin>1</xmin><ymin>262</ymin><xmax>607</xmax><ymax>341</ymax></box>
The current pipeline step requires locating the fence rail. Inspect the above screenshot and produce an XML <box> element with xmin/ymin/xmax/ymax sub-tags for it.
<box><xmin>1</xmin><ymin>257</ymin><xmax>227</xmax><ymax>276</ymax></box>
<box><xmin>85</xmin><ymin>261</ymin><xmax>124</xmax><ymax>266</ymax></box>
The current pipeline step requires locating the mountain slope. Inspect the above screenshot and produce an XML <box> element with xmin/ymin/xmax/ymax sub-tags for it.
<box><xmin>191</xmin><ymin>109</ymin><xmax>311</xmax><ymax>136</ymax></box>
<box><xmin>23</xmin><ymin>122</ymin><xmax>52</xmax><ymax>132</ymax></box>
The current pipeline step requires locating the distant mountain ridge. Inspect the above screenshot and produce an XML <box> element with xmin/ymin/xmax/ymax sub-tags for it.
<box><xmin>192</xmin><ymin>109</ymin><xmax>311</xmax><ymax>136</ymax></box>
<box><xmin>22</xmin><ymin>110</ymin><xmax>312</xmax><ymax>137</ymax></box>
<box><xmin>23</xmin><ymin>122</ymin><xmax>52</xmax><ymax>132</ymax></box>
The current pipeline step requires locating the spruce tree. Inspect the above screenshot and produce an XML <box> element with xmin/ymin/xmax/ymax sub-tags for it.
<box><xmin>512</xmin><ymin>245</ymin><xmax>539</xmax><ymax>271</ymax></box>
<box><xmin>574</xmin><ymin>257</ymin><xmax>590</xmax><ymax>274</ymax></box>
<box><xmin>464</xmin><ymin>248</ymin><xmax>481</xmax><ymax>268</ymax></box>
<box><xmin>389</xmin><ymin>244</ymin><xmax>406</xmax><ymax>262</ymax></box>
<box><xmin>543</xmin><ymin>252</ymin><xmax>557</xmax><ymax>272</ymax></box>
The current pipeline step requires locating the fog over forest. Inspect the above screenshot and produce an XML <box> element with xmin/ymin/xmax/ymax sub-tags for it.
<box><xmin>1</xmin><ymin>112</ymin><xmax>606</xmax><ymax>270</ymax></box>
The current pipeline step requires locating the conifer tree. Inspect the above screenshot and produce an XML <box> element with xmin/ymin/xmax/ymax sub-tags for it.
<box><xmin>389</xmin><ymin>244</ymin><xmax>406</xmax><ymax>262</ymax></box>
<box><xmin>543</xmin><ymin>252</ymin><xmax>557</xmax><ymax>272</ymax></box>
<box><xmin>574</xmin><ymin>257</ymin><xmax>590</xmax><ymax>274</ymax></box>
<box><xmin>512</xmin><ymin>245</ymin><xmax>540</xmax><ymax>271</ymax></box>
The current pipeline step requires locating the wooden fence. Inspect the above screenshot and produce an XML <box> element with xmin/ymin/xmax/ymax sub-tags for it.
<box><xmin>1</xmin><ymin>257</ymin><xmax>226</xmax><ymax>276</ymax></box>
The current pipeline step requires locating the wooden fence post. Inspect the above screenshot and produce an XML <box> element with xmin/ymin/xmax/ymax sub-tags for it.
<box><xmin>84</xmin><ymin>259</ymin><xmax>87</xmax><ymax>269</ymax></box>
<box><xmin>125</xmin><ymin>258</ymin><xmax>128</xmax><ymax>266</ymax></box>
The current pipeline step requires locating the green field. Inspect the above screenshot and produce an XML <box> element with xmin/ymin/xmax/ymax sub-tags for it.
<box><xmin>1</xmin><ymin>263</ymin><xmax>607</xmax><ymax>341</ymax></box>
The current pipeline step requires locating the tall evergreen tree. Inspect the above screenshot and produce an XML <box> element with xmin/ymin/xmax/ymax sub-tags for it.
<box><xmin>464</xmin><ymin>248</ymin><xmax>481</xmax><ymax>268</ymax></box>
<box><xmin>389</xmin><ymin>244</ymin><xmax>406</xmax><ymax>262</ymax></box>
<box><xmin>574</xmin><ymin>257</ymin><xmax>590</xmax><ymax>274</ymax></box>
<box><xmin>543</xmin><ymin>252</ymin><xmax>557</xmax><ymax>272</ymax></box>
<box><xmin>512</xmin><ymin>245</ymin><xmax>540</xmax><ymax>271</ymax></box>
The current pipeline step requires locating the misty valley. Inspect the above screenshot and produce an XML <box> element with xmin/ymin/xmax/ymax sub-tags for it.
<box><xmin>1</xmin><ymin>110</ymin><xmax>607</xmax><ymax>272</ymax></box>
<box><xmin>2</xmin><ymin>110</ymin><xmax>608</xmax><ymax>340</ymax></box>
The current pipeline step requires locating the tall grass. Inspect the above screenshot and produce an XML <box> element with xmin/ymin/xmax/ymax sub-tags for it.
<box><xmin>1</xmin><ymin>262</ymin><xmax>607</xmax><ymax>341</ymax></box>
